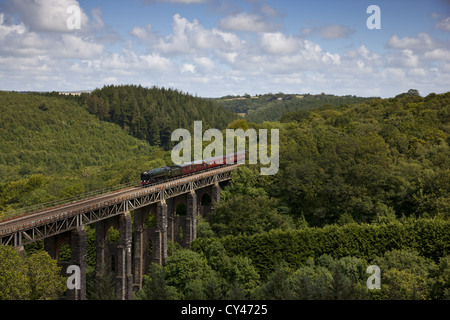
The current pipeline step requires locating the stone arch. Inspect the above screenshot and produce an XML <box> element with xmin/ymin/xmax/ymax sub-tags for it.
<box><xmin>201</xmin><ymin>193</ymin><xmax>212</xmax><ymax>206</ymax></box>
<box><xmin>59</xmin><ymin>242</ymin><xmax>72</xmax><ymax>262</ymax></box>
<box><xmin>107</xmin><ymin>225</ymin><xmax>119</xmax><ymax>243</ymax></box>
<box><xmin>95</xmin><ymin>212</ymin><xmax>133</xmax><ymax>300</ymax></box>
<box><xmin>43</xmin><ymin>227</ymin><xmax>86</xmax><ymax>300</ymax></box>
<box><xmin>196</xmin><ymin>183</ymin><xmax>220</xmax><ymax>218</ymax></box>
<box><xmin>175</xmin><ymin>202</ymin><xmax>187</xmax><ymax>216</ymax></box>
<box><xmin>168</xmin><ymin>195</ymin><xmax>188</xmax><ymax>246</ymax></box>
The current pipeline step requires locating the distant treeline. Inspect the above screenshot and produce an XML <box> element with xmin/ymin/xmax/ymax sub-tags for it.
<box><xmin>214</xmin><ymin>93</ymin><xmax>372</xmax><ymax>123</ymax></box>
<box><xmin>80</xmin><ymin>85</ymin><xmax>238</xmax><ymax>149</ymax></box>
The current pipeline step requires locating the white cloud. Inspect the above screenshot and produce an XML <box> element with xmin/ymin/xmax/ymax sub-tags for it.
<box><xmin>407</xmin><ymin>68</ymin><xmax>427</xmax><ymax>77</ymax></box>
<box><xmin>181</xmin><ymin>63</ymin><xmax>196</xmax><ymax>73</ymax></box>
<box><xmin>90</xmin><ymin>7</ymin><xmax>105</xmax><ymax>30</ymax></box>
<box><xmin>156</xmin><ymin>14</ymin><xmax>243</xmax><ymax>54</ymax></box>
<box><xmin>3</xmin><ymin>0</ymin><xmax>90</xmax><ymax>33</ymax></box>
<box><xmin>386</xmin><ymin>49</ymin><xmax>420</xmax><ymax>68</ymax></box>
<box><xmin>1</xmin><ymin>0</ymin><xmax>450</xmax><ymax>100</ymax></box>
<box><xmin>0</xmin><ymin>18</ymin><xmax>104</xmax><ymax>60</ymax></box>
<box><xmin>341</xmin><ymin>45</ymin><xmax>382</xmax><ymax>74</ymax></box>
<box><xmin>434</xmin><ymin>16</ymin><xmax>450</xmax><ymax>32</ymax></box>
<box><xmin>130</xmin><ymin>24</ymin><xmax>153</xmax><ymax>41</ymax></box>
<box><xmin>317</xmin><ymin>24</ymin><xmax>354</xmax><ymax>40</ymax></box>
<box><xmin>140</xmin><ymin>53</ymin><xmax>175</xmax><ymax>72</ymax></box>
<box><xmin>386</xmin><ymin>33</ymin><xmax>435</xmax><ymax>52</ymax></box>
<box><xmin>100</xmin><ymin>50</ymin><xmax>174</xmax><ymax>73</ymax></box>
<box><xmin>424</xmin><ymin>48</ymin><xmax>450</xmax><ymax>62</ymax></box>
<box><xmin>259</xmin><ymin>32</ymin><xmax>301</xmax><ymax>55</ymax></box>
<box><xmin>220</xmin><ymin>12</ymin><xmax>278</xmax><ymax>32</ymax></box>
<box><xmin>56</xmin><ymin>34</ymin><xmax>104</xmax><ymax>59</ymax></box>
<box><xmin>0</xmin><ymin>13</ymin><xmax>26</xmax><ymax>37</ymax></box>
<box><xmin>194</xmin><ymin>57</ymin><xmax>215</xmax><ymax>71</ymax></box>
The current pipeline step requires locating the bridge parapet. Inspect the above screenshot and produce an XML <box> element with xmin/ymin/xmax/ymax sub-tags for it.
<box><xmin>0</xmin><ymin>164</ymin><xmax>237</xmax><ymax>246</ymax></box>
<box><xmin>0</xmin><ymin>164</ymin><xmax>239</xmax><ymax>300</ymax></box>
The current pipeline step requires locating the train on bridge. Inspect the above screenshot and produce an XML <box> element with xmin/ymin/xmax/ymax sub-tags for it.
<box><xmin>140</xmin><ymin>151</ymin><xmax>246</xmax><ymax>186</ymax></box>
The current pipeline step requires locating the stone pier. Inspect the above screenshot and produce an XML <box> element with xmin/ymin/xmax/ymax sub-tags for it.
<box><xmin>44</xmin><ymin>226</ymin><xmax>87</xmax><ymax>300</ymax></box>
<box><xmin>95</xmin><ymin>212</ymin><xmax>132</xmax><ymax>300</ymax></box>
<box><xmin>0</xmin><ymin>166</ymin><xmax>235</xmax><ymax>300</ymax></box>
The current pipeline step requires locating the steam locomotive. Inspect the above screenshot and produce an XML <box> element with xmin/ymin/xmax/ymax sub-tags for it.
<box><xmin>140</xmin><ymin>151</ymin><xmax>246</xmax><ymax>187</ymax></box>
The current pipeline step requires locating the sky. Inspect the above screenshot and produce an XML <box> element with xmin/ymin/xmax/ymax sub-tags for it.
<box><xmin>0</xmin><ymin>0</ymin><xmax>449</xmax><ymax>98</ymax></box>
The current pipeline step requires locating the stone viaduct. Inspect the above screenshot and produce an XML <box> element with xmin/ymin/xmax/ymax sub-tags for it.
<box><xmin>0</xmin><ymin>164</ymin><xmax>237</xmax><ymax>300</ymax></box>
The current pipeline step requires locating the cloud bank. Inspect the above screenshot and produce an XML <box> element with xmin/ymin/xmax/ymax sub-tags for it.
<box><xmin>0</xmin><ymin>0</ymin><xmax>449</xmax><ymax>97</ymax></box>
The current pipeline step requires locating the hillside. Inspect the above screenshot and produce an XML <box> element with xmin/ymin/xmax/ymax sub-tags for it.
<box><xmin>274</xmin><ymin>92</ymin><xmax>450</xmax><ymax>226</ymax></box>
<box><xmin>0</xmin><ymin>91</ymin><xmax>169</xmax><ymax>215</ymax></box>
<box><xmin>0</xmin><ymin>89</ymin><xmax>449</xmax><ymax>301</ymax></box>
<box><xmin>79</xmin><ymin>85</ymin><xmax>238</xmax><ymax>148</ymax></box>
<box><xmin>214</xmin><ymin>93</ymin><xmax>371</xmax><ymax>123</ymax></box>
<box><xmin>214</xmin><ymin>91</ymin><xmax>449</xmax><ymax>230</ymax></box>
<box><xmin>175</xmin><ymin>91</ymin><xmax>450</xmax><ymax>299</ymax></box>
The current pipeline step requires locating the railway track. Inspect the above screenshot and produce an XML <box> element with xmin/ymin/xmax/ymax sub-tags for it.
<box><xmin>0</xmin><ymin>164</ymin><xmax>239</xmax><ymax>240</ymax></box>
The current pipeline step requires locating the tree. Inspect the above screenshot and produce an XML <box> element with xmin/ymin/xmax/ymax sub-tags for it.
<box><xmin>26</xmin><ymin>251</ymin><xmax>66</xmax><ymax>300</ymax></box>
<box><xmin>226</xmin><ymin>282</ymin><xmax>247</xmax><ymax>300</ymax></box>
<box><xmin>87</xmin><ymin>264</ymin><xmax>116</xmax><ymax>300</ymax></box>
<box><xmin>428</xmin><ymin>255</ymin><xmax>450</xmax><ymax>299</ymax></box>
<box><xmin>210</xmin><ymin>193</ymin><xmax>288</xmax><ymax>236</ymax></box>
<box><xmin>407</xmin><ymin>89</ymin><xmax>420</xmax><ymax>97</ymax></box>
<box><xmin>252</xmin><ymin>262</ymin><xmax>292</xmax><ymax>300</ymax></box>
<box><xmin>382</xmin><ymin>269</ymin><xmax>429</xmax><ymax>299</ymax></box>
<box><xmin>135</xmin><ymin>263</ymin><xmax>178</xmax><ymax>300</ymax></box>
<box><xmin>164</xmin><ymin>248</ymin><xmax>212</xmax><ymax>295</ymax></box>
<box><xmin>203</xmin><ymin>241</ymin><xmax>260</xmax><ymax>296</ymax></box>
<box><xmin>329</xmin><ymin>257</ymin><xmax>368</xmax><ymax>299</ymax></box>
<box><xmin>0</xmin><ymin>245</ymin><xmax>66</xmax><ymax>300</ymax></box>
<box><xmin>184</xmin><ymin>274</ymin><xmax>223</xmax><ymax>300</ymax></box>
<box><xmin>227</xmin><ymin>119</ymin><xmax>249</xmax><ymax>131</ymax></box>
<box><xmin>210</xmin><ymin>165</ymin><xmax>292</xmax><ymax>236</ymax></box>
<box><xmin>220</xmin><ymin>166</ymin><xmax>267</xmax><ymax>201</ymax></box>
<box><xmin>149</xmin><ymin>118</ymin><xmax>161</xmax><ymax>147</ymax></box>
<box><xmin>288</xmin><ymin>259</ymin><xmax>333</xmax><ymax>299</ymax></box>
<box><xmin>0</xmin><ymin>245</ymin><xmax>30</xmax><ymax>299</ymax></box>
<box><xmin>372</xmin><ymin>249</ymin><xmax>434</xmax><ymax>299</ymax></box>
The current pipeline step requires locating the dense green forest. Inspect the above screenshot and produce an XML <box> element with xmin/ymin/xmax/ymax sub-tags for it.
<box><xmin>0</xmin><ymin>90</ymin><xmax>169</xmax><ymax>216</ymax></box>
<box><xmin>0</xmin><ymin>88</ymin><xmax>449</xmax><ymax>300</ymax></box>
<box><xmin>274</xmin><ymin>92</ymin><xmax>449</xmax><ymax>226</ymax></box>
<box><xmin>143</xmin><ymin>90</ymin><xmax>449</xmax><ymax>300</ymax></box>
<box><xmin>0</xmin><ymin>86</ymin><xmax>235</xmax><ymax>215</ymax></box>
<box><xmin>79</xmin><ymin>85</ymin><xmax>237</xmax><ymax>148</ymax></box>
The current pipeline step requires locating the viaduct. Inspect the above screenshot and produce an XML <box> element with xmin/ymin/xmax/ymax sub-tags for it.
<box><xmin>0</xmin><ymin>164</ymin><xmax>239</xmax><ymax>300</ymax></box>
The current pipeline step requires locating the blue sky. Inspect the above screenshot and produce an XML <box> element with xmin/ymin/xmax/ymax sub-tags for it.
<box><xmin>0</xmin><ymin>0</ymin><xmax>449</xmax><ymax>97</ymax></box>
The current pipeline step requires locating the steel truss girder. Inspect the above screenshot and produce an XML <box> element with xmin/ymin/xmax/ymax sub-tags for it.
<box><xmin>0</xmin><ymin>166</ymin><xmax>235</xmax><ymax>246</ymax></box>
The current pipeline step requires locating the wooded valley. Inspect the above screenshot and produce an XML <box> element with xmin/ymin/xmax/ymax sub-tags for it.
<box><xmin>0</xmin><ymin>87</ymin><xmax>448</xmax><ymax>300</ymax></box>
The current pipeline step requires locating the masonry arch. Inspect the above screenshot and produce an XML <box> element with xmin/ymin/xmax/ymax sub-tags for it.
<box><xmin>200</xmin><ymin>193</ymin><xmax>212</xmax><ymax>206</ymax></box>
<box><xmin>175</xmin><ymin>202</ymin><xmax>187</xmax><ymax>216</ymax></box>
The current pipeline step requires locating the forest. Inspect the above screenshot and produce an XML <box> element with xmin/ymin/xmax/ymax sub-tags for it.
<box><xmin>0</xmin><ymin>87</ymin><xmax>449</xmax><ymax>300</ymax></box>
<box><xmin>213</xmin><ymin>92</ymin><xmax>371</xmax><ymax>123</ymax></box>
<box><xmin>79</xmin><ymin>85</ymin><xmax>237</xmax><ymax>148</ymax></box>
<box><xmin>0</xmin><ymin>90</ymin><xmax>170</xmax><ymax>216</ymax></box>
